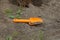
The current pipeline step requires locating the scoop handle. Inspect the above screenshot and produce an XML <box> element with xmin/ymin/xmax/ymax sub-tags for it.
<box><xmin>13</xmin><ymin>19</ymin><xmax>30</xmax><ymax>23</ymax></box>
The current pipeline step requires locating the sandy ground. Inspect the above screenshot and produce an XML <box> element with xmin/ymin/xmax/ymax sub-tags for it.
<box><xmin>0</xmin><ymin>0</ymin><xmax>60</xmax><ymax>40</ymax></box>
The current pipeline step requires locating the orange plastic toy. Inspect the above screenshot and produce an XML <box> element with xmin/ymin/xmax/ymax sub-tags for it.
<box><xmin>13</xmin><ymin>17</ymin><xmax>43</xmax><ymax>25</ymax></box>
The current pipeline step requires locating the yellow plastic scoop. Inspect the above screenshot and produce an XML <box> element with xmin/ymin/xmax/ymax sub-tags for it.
<box><xmin>13</xmin><ymin>17</ymin><xmax>43</xmax><ymax>25</ymax></box>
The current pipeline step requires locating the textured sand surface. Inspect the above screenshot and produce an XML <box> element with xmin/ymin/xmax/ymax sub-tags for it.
<box><xmin>0</xmin><ymin>0</ymin><xmax>60</xmax><ymax>40</ymax></box>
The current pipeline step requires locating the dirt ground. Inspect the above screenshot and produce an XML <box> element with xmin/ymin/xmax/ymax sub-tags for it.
<box><xmin>0</xmin><ymin>0</ymin><xmax>60</xmax><ymax>40</ymax></box>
